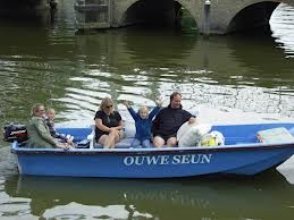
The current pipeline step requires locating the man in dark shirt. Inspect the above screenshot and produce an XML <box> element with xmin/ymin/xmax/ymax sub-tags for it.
<box><xmin>152</xmin><ymin>92</ymin><xmax>196</xmax><ymax>148</ymax></box>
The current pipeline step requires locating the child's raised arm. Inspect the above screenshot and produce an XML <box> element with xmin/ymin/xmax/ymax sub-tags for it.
<box><xmin>149</xmin><ymin>98</ymin><xmax>163</xmax><ymax>119</ymax></box>
<box><xmin>155</xmin><ymin>97</ymin><xmax>163</xmax><ymax>107</ymax></box>
<box><xmin>124</xmin><ymin>100</ymin><xmax>139</xmax><ymax>121</ymax></box>
<box><xmin>123</xmin><ymin>100</ymin><xmax>130</xmax><ymax>108</ymax></box>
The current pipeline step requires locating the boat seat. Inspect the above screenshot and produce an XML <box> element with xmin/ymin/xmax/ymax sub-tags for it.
<box><xmin>93</xmin><ymin>137</ymin><xmax>137</xmax><ymax>149</ymax></box>
<box><xmin>225</xmin><ymin>136</ymin><xmax>260</xmax><ymax>145</ymax></box>
<box><xmin>88</xmin><ymin>121</ymin><xmax>139</xmax><ymax>149</ymax></box>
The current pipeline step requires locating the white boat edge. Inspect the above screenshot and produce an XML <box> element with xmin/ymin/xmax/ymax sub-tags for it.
<box><xmin>277</xmin><ymin>155</ymin><xmax>294</xmax><ymax>184</ymax></box>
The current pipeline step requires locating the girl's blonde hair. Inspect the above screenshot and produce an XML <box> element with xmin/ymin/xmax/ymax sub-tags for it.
<box><xmin>138</xmin><ymin>105</ymin><xmax>149</xmax><ymax>114</ymax></box>
<box><xmin>100</xmin><ymin>97</ymin><xmax>114</xmax><ymax>111</ymax></box>
<box><xmin>46</xmin><ymin>108</ymin><xmax>56</xmax><ymax>114</ymax></box>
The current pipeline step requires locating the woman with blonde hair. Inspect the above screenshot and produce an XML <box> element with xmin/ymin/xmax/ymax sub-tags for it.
<box><xmin>94</xmin><ymin>97</ymin><xmax>123</xmax><ymax>148</ymax></box>
<box><xmin>26</xmin><ymin>103</ymin><xmax>69</xmax><ymax>149</ymax></box>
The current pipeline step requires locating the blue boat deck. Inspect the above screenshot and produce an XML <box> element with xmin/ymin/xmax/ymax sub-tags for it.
<box><xmin>51</xmin><ymin>122</ymin><xmax>294</xmax><ymax>149</ymax></box>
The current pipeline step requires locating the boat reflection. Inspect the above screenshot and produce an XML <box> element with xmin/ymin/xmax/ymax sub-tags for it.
<box><xmin>4</xmin><ymin>172</ymin><xmax>294</xmax><ymax>219</ymax></box>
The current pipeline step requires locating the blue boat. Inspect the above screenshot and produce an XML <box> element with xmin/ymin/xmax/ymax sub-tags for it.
<box><xmin>10</xmin><ymin>122</ymin><xmax>294</xmax><ymax>178</ymax></box>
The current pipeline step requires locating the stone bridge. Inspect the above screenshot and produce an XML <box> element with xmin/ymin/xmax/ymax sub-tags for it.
<box><xmin>1</xmin><ymin>0</ymin><xmax>57</xmax><ymax>12</ymax></box>
<box><xmin>75</xmin><ymin>0</ymin><xmax>294</xmax><ymax>34</ymax></box>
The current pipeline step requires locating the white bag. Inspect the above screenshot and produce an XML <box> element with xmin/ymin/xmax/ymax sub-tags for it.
<box><xmin>177</xmin><ymin>122</ymin><xmax>211</xmax><ymax>147</ymax></box>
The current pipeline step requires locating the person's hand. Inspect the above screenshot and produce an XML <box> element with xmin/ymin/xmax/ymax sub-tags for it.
<box><xmin>56</xmin><ymin>143</ymin><xmax>71</xmax><ymax>150</ymax></box>
<box><xmin>156</xmin><ymin>97</ymin><xmax>163</xmax><ymax>107</ymax></box>
<box><xmin>188</xmin><ymin>117</ymin><xmax>197</xmax><ymax>124</ymax></box>
<box><xmin>117</xmin><ymin>125</ymin><xmax>123</xmax><ymax>130</ymax></box>
<box><xmin>67</xmin><ymin>136</ymin><xmax>74</xmax><ymax>145</ymax></box>
<box><xmin>124</xmin><ymin>100</ymin><xmax>130</xmax><ymax>108</ymax></box>
<box><xmin>67</xmin><ymin>139</ymin><xmax>73</xmax><ymax>145</ymax></box>
<box><xmin>63</xmin><ymin>143</ymin><xmax>75</xmax><ymax>150</ymax></box>
<box><xmin>109</xmin><ymin>127</ymin><xmax>120</xmax><ymax>133</ymax></box>
<box><xmin>56</xmin><ymin>143</ymin><xmax>64</xmax><ymax>148</ymax></box>
<box><xmin>108</xmin><ymin>128</ymin><xmax>120</xmax><ymax>138</ymax></box>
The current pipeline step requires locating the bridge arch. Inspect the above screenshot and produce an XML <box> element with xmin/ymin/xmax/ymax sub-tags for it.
<box><xmin>114</xmin><ymin>0</ymin><xmax>200</xmax><ymax>29</ymax></box>
<box><xmin>224</xmin><ymin>0</ymin><xmax>294</xmax><ymax>33</ymax></box>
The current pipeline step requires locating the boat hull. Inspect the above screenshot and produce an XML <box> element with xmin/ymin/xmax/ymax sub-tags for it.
<box><xmin>11</xmin><ymin>123</ymin><xmax>294</xmax><ymax>178</ymax></box>
<box><xmin>12</xmin><ymin>143</ymin><xmax>294</xmax><ymax>178</ymax></box>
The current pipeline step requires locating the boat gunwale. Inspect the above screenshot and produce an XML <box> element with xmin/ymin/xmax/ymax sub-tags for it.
<box><xmin>11</xmin><ymin>141</ymin><xmax>294</xmax><ymax>155</ymax></box>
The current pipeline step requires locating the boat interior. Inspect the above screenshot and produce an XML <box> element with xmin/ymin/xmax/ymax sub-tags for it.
<box><xmin>51</xmin><ymin>122</ymin><xmax>294</xmax><ymax>149</ymax></box>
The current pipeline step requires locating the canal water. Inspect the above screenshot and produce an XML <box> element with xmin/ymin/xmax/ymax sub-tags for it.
<box><xmin>0</xmin><ymin>1</ymin><xmax>294</xmax><ymax>219</ymax></box>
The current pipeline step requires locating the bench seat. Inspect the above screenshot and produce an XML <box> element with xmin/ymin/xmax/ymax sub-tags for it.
<box><xmin>93</xmin><ymin>137</ymin><xmax>139</xmax><ymax>148</ymax></box>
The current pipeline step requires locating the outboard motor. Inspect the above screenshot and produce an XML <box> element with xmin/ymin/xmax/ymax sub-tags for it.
<box><xmin>2</xmin><ymin>123</ymin><xmax>28</xmax><ymax>143</ymax></box>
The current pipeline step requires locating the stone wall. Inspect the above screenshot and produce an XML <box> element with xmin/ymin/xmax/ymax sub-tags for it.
<box><xmin>75</xmin><ymin>0</ymin><xmax>111</xmax><ymax>30</ymax></box>
<box><xmin>0</xmin><ymin>0</ymin><xmax>50</xmax><ymax>11</ymax></box>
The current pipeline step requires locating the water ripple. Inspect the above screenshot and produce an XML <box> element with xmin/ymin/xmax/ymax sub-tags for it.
<box><xmin>42</xmin><ymin>203</ymin><xmax>153</xmax><ymax>220</ymax></box>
